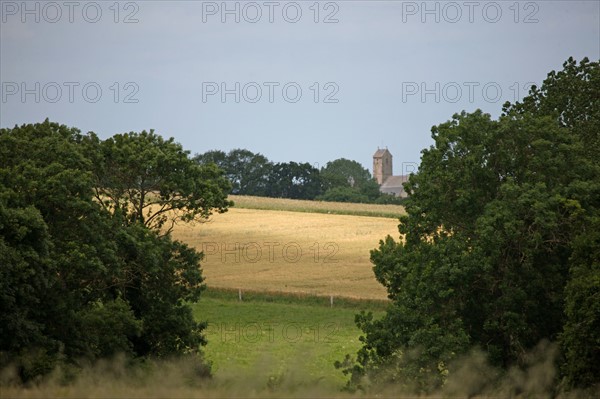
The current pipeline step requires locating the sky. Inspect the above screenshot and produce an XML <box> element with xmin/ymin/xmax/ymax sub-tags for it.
<box><xmin>1</xmin><ymin>0</ymin><xmax>599</xmax><ymax>175</ymax></box>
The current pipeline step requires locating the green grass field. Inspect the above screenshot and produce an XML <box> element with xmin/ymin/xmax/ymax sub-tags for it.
<box><xmin>193</xmin><ymin>289</ymin><xmax>387</xmax><ymax>390</ymax></box>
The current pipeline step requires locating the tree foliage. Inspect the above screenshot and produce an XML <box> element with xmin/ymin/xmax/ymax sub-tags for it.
<box><xmin>266</xmin><ymin>161</ymin><xmax>323</xmax><ymax>199</ymax></box>
<box><xmin>195</xmin><ymin>149</ymin><xmax>325</xmax><ymax>200</ymax></box>
<box><xmin>506</xmin><ymin>57</ymin><xmax>600</xmax><ymax>389</ymax></box>
<box><xmin>0</xmin><ymin>121</ymin><xmax>217</xmax><ymax>382</ymax></box>
<box><xmin>84</xmin><ymin>131</ymin><xmax>232</xmax><ymax>234</ymax></box>
<box><xmin>194</xmin><ymin>150</ymin><xmax>402</xmax><ymax>203</ymax></box>
<box><xmin>195</xmin><ymin>149</ymin><xmax>272</xmax><ymax>196</ymax></box>
<box><xmin>561</xmin><ymin>216</ymin><xmax>600</xmax><ymax>388</ymax></box>
<box><xmin>318</xmin><ymin>158</ymin><xmax>386</xmax><ymax>203</ymax></box>
<box><xmin>507</xmin><ymin>56</ymin><xmax>600</xmax><ymax>162</ymax></box>
<box><xmin>320</xmin><ymin>158</ymin><xmax>372</xmax><ymax>190</ymax></box>
<box><xmin>339</xmin><ymin>58</ymin><xmax>600</xmax><ymax>392</ymax></box>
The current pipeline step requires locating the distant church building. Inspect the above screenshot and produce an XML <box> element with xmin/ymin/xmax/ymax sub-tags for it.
<box><xmin>373</xmin><ymin>148</ymin><xmax>408</xmax><ymax>198</ymax></box>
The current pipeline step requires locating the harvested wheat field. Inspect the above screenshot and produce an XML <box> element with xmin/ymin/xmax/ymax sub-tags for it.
<box><xmin>172</xmin><ymin>206</ymin><xmax>402</xmax><ymax>300</ymax></box>
<box><xmin>230</xmin><ymin>195</ymin><xmax>406</xmax><ymax>218</ymax></box>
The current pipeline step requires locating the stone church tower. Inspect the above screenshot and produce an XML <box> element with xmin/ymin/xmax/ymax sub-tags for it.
<box><xmin>373</xmin><ymin>148</ymin><xmax>392</xmax><ymax>185</ymax></box>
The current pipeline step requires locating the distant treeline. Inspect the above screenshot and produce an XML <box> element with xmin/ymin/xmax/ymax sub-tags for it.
<box><xmin>194</xmin><ymin>150</ymin><xmax>404</xmax><ymax>204</ymax></box>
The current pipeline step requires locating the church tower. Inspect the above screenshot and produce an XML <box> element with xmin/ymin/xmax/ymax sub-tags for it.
<box><xmin>373</xmin><ymin>148</ymin><xmax>393</xmax><ymax>185</ymax></box>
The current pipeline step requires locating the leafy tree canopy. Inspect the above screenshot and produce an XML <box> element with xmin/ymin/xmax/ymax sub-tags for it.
<box><xmin>194</xmin><ymin>148</ymin><xmax>272</xmax><ymax>196</ymax></box>
<box><xmin>318</xmin><ymin>159</ymin><xmax>385</xmax><ymax>203</ymax></box>
<box><xmin>320</xmin><ymin>158</ymin><xmax>373</xmax><ymax>189</ymax></box>
<box><xmin>83</xmin><ymin>130</ymin><xmax>232</xmax><ymax>234</ymax></box>
<box><xmin>194</xmin><ymin>150</ymin><xmax>403</xmax><ymax>203</ymax></box>
<box><xmin>266</xmin><ymin>161</ymin><xmax>323</xmax><ymax>200</ymax></box>
<box><xmin>1</xmin><ymin>121</ymin><xmax>218</xmax><ymax>382</ymax></box>
<box><xmin>339</xmin><ymin>58</ymin><xmax>600</xmax><ymax>393</ymax></box>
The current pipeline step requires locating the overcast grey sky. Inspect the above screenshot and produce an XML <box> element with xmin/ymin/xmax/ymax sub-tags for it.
<box><xmin>1</xmin><ymin>1</ymin><xmax>599</xmax><ymax>173</ymax></box>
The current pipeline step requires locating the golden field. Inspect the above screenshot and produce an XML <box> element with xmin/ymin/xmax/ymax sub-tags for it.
<box><xmin>229</xmin><ymin>195</ymin><xmax>406</xmax><ymax>218</ymax></box>
<box><xmin>172</xmin><ymin>200</ymin><xmax>404</xmax><ymax>300</ymax></box>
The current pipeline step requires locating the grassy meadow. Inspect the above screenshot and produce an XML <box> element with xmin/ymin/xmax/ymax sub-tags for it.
<box><xmin>172</xmin><ymin>203</ymin><xmax>402</xmax><ymax>300</ymax></box>
<box><xmin>193</xmin><ymin>289</ymin><xmax>387</xmax><ymax>390</ymax></box>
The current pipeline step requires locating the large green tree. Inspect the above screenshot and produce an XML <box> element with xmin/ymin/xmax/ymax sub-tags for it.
<box><xmin>339</xmin><ymin>58</ymin><xmax>600</xmax><ymax>393</ymax></box>
<box><xmin>318</xmin><ymin>158</ymin><xmax>400</xmax><ymax>204</ymax></box>
<box><xmin>194</xmin><ymin>148</ymin><xmax>272</xmax><ymax>196</ymax></box>
<box><xmin>506</xmin><ymin>57</ymin><xmax>600</xmax><ymax>389</ymax></box>
<box><xmin>561</xmin><ymin>216</ymin><xmax>600</xmax><ymax>388</ymax></box>
<box><xmin>225</xmin><ymin>149</ymin><xmax>272</xmax><ymax>196</ymax></box>
<box><xmin>320</xmin><ymin>158</ymin><xmax>373</xmax><ymax>190</ymax></box>
<box><xmin>266</xmin><ymin>161</ymin><xmax>323</xmax><ymax>199</ymax></box>
<box><xmin>507</xmin><ymin>57</ymin><xmax>600</xmax><ymax>162</ymax></box>
<box><xmin>83</xmin><ymin>131</ymin><xmax>231</xmax><ymax>234</ymax></box>
<box><xmin>0</xmin><ymin>121</ymin><xmax>215</xmax><ymax>382</ymax></box>
<box><xmin>1</xmin><ymin>121</ymin><xmax>138</xmax><ymax>379</ymax></box>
